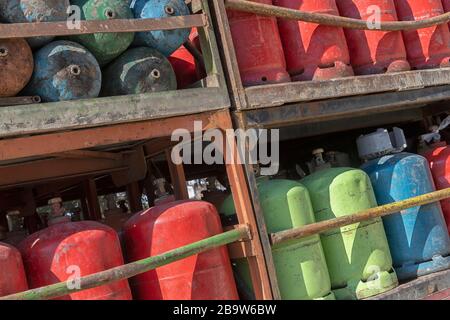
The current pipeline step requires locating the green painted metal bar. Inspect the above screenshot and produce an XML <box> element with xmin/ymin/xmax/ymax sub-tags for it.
<box><xmin>0</xmin><ymin>225</ymin><xmax>250</xmax><ymax>300</ymax></box>
<box><xmin>271</xmin><ymin>188</ymin><xmax>450</xmax><ymax>245</ymax></box>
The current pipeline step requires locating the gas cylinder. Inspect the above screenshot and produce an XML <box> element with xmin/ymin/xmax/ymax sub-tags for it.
<box><xmin>423</xmin><ymin>145</ymin><xmax>450</xmax><ymax>233</ymax></box>
<box><xmin>19</xmin><ymin>221</ymin><xmax>132</xmax><ymax>300</ymax></box>
<box><xmin>336</xmin><ymin>0</ymin><xmax>410</xmax><ymax>75</ymax></box>
<box><xmin>395</xmin><ymin>0</ymin><xmax>450</xmax><ymax>69</ymax></box>
<box><xmin>358</xmin><ymin>128</ymin><xmax>450</xmax><ymax>280</ymax></box>
<box><xmin>69</xmin><ymin>0</ymin><xmax>134</xmax><ymax>66</ymax></box>
<box><xmin>221</xmin><ymin>179</ymin><xmax>334</xmax><ymax>300</ymax></box>
<box><xmin>0</xmin><ymin>0</ymin><xmax>70</xmax><ymax>49</ymax></box>
<box><xmin>168</xmin><ymin>33</ymin><xmax>200</xmax><ymax>89</ymax></box>
<box><xmin>300</xmin><ymin>156</ymin><xmax>398</xmax><ymax>300</ymax></box>
<box><xmin>275</xmin><ymin>0</ymin><xmax>354</xmax><ymax>81</ymax></box>
<box><xmin>123</xmin><ymin>200</ymin><xmax>238</xmax><ymax>300</ymax></box>
<box><xmin>0</xmin><ymin>242</ymin><xmax>28</xmax><ymax>297</ymax></box>
<box><xmin>102</xmin><ymin>47</ymin><xmax>177</xmax><ymax>96</ymax></box>
<box><xmin>227</xmin><ymin>0</ymin><xmax>291</xmax><ymax>86</ymax></box>
<box><xmin>443</xmin><ymin>0</ymin><xmax>450</xmax><ymax>29</ymax></box>
<box><xmin>24</xmin><ymin>41</ymin><xmax>101</xmax><ymax>102</ymax></box>
<box><xmin>131</xmin><ymin>0</ymin><xmax>191</xmax><ymax>57</ymax></box>
<box><xmin>0</xmin><ymin>39</ymin><xmax>33</xmax><ymax>97</ymax></box>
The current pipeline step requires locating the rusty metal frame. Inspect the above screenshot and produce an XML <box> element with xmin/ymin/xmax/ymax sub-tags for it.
<box><xmin>0</xmin><ymin>108</ymin><xmax>274</xmax><ymax>300</ymax></box>
<box><xmin>209</xmin><ymin>0</ymin><xmax>450</xmax><ymax>113</ymax></box>
<box><xmin>209</xmin><ymin>0</ymin><xmax>450</xmax><ymax>300</ymax></box>
<box><xmin>0</xmin><ymin>0</ymin><xmax>229</xmax><ymax>138</ymax></box>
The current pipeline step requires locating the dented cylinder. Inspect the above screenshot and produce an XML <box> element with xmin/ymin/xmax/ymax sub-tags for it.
<box><xmin>0</xmin><ymin>39</ymin><xmax>34</xmax><ymax>97</ymax></box>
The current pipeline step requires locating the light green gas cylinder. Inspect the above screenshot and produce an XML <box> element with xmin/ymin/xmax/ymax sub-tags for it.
<box><xmin>300</xmin><ymin>167</ymin><xmax>398</xmax><ymax>300</ymax></box>
<box><xmin>70</xmin><ymin>0</ymin><xmax>134</xmax><ymax>66</ymax></box>
<box><xmin>221</xmin><ymin>179</ymin><xmax>334</xmax><ymax>300</ymax></box>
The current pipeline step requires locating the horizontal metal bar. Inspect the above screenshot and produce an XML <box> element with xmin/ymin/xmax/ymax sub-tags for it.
<box><xmin>0</xmin><ymin>225</ymin><xmax>250</xmax><ymax>300</ymax></box>
<box><xmin>241</xmin><ymin>85</ymin><xmax>450</xmax><ymax>129</ymax></box>
<box><xmin>271</xmin><ymin>188</ymin><xmax>450</xmax><ymax>246</ymax></box>
<box><xmin>244</xmin><ymin>68</ymin><xmax>450</xmax><ymax>109</ymax></box>
<box><xmin>0</xmin><ymin>14</ymin><xmax>206</xmax><ymax>39</ymax></box>
<box><xmin>0</xmin><ymin>96</ymin><xmax>41</xmax><ymax>107</ymax></box>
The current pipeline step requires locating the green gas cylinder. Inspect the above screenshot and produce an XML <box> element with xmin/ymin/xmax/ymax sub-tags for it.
<box><xmin>221</xmin><ymin>179</ymin><xmax>334</xmax><ymax>300</ymax></box>
<box><xmin>300</xmin><ymin>167</ymin><xmax>398</xmax><ymax>300</ymax></box>
<box><xmin>70</xmin><ymin>0</ymin><xmax>134</xmax><ymax>66</ymax></box>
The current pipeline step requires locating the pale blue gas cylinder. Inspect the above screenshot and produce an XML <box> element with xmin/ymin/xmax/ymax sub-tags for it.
<box><xmin>359</xmin><ymin>128</ymin><xmax>450</xmax><ymax>280</ymax></box>
<box><xmin>130</xmin><ymin>0</ymin><xmax>191</xmax><ymax>56</ymax></box>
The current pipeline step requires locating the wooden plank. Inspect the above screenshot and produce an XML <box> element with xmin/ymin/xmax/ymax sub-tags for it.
<box><xmin>0</xmin><ymin>109</ymin><xmax>228</xmax><ymax>162</ymax></box>
<box><xmin>83</xmin><ymin>179</ymin><xmax>102</xmax><ymax>221</ymax></box>
<box><xmin>241</xmin><ymin>85</ymin><xmax>450</xmax><ymax>128</ymax></box>
<box><xmin>50</xmin><ymin>150</ymin><xmax>124</xmax><ymax>161</ymax></box>
<box><xmin>244</xmin><ymin>68</ymin><xmax>450</xmax><ymax>109</ymax></box>
<box><xmin>209</xmin><ymin>0</ymin><xmax>248</xmax><ymax>109</ymax></box>
<box><xmin>0</xmin><ymin>87</ymin><xmax>229</xmax><ymax>138</ymax></box>
<box><xmin>0</xmin><ymin>15</ymin><xmax>206</xmax><ymax>39</ymax></box>
<box><xmin>368</xmin><ymin>269</ymin><xmax>450</xmax><ymax>300</ymax></box>
<box><xmin>217</xmin><ymin>112</ymin><xmax>274</xmax><ymax>300</ymax></box>
<box><xmin>0</xmin><ymin>158</ymin><xmax>127</xmax><ymax>189</ymax></box>
<box><xmin>127</xmin><ymin>182</ymin><xmax>143</xmax><ymax>213</ymax></box>
<box><xmin>165</xmin><ymin>149</ymin><xmax>189</xmax><ymax>200</ymax></box>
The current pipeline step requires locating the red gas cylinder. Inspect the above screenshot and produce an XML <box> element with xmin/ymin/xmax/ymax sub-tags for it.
<box><xmin>123</xmin><ymin>200</ymin><xmax>239</xmax><ymax>300</ymax></box>
<box><xmin>336</xmin><ymin>0</ymin><xmax>410</xmax><ymax>75</ymax></box>
<box><xmin>227</xmin><ymin>0</ymin><xmax>290</xmax><ymax>86</ymax></box>
<box><xmin>424</xmin><ymin>145</ymin><xmax>450</xmax><ymax>233</ymax></box>
<box><xmin>275</xmin><ymin>0</ymin><xmax>353</xmax><ymax>81</ymax></box>
<box><xmin>443</xmin><ymin>0</ymin><xmax>450</xmax><ymax>29</ymax></box>
<box><xmin>395</xmin><ymin>0</ymin><xmax>450</xmax><ymax>69</ymax></box>
<box><xmin>0</xmin><ymin>242</ymin><xmax>28</xmax><ymax>297</ymax></box>
<box><xmin>19</xmin><ymin>221</ymin><xmax>132</xmax><ymax>300</ymax></box>
<box><xmin>169</xmin><ymin>29</ymin><xmax>203</xmax><ymax>89</ymax></box>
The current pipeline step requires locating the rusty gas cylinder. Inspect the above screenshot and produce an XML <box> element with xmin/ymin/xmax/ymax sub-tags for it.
<box><xmin>0</xmin><ymin>39</ymin><xmax>34</xmax><ymax>97</ymax></box>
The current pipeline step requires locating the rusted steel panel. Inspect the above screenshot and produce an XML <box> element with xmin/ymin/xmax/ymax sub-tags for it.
<box><xmin>0</xmin><ymin>15</ymin><xmax>207</xmax><ymax>39</ymax></box>
<box><xmin>0</xmin><ymin>96</ymin><xmax>40</xmax><ymax>107</ymax></box>
<box><xmin>0</xmin><ymin>109</ymin><xmax>228</xmax><ymax>162</ymax></box>
<box><xmin>240</xmin><ymin>85</ymin><xmax>450</xmax><ymax>129</ymax></box>
<box><xmin>0</xmin><ymin>87</ymin><xmax>228</xmax><ymax>138</ymax></box>
<box><xmin>244</xmin><ymin>68</ymin><xmax>450</xmax><ymax>109</ymax></box>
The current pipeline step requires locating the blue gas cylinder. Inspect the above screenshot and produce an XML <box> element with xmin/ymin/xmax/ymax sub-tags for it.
<box><xmin>358</xmin><ymin>128</ymin><xmax>450</xmax><ymax>280</ymax></box>
<box><xmin>130</xmin><ymin>0</ymin><xmax>191</xmax><ymax>56</ymax></box>
<box><xmin>0</xmin><ymin>0</ymin><xmax>70</xmax><ymax>49</ymax></box>
<box><xmin>25</xmin><ymin>41</ymin><xmax>102</xmax><ymax>102</ymax></box>
<box><xmin>102</xmin><ymin>47</ymin><xmax>177</xmax><ymax>96</ymax></box>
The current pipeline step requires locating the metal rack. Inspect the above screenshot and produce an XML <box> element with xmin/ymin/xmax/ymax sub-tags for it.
<box><xmin>0</xmin><ymin>0</ymin><xmax>275</xmax><ymax>300</ymax></box>
<box><xmin>209</xmin><ymin>0</ymin><xmax>450</xmax><ymax>299</ymax></box>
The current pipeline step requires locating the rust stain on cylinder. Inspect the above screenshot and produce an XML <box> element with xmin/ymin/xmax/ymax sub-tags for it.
<box><xmin>0</xmin><ymin>38</ymin><xmax>33</xmax><ymax>97</ymax></box>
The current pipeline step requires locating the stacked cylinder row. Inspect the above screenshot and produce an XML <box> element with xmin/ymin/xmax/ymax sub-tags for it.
<box><xmin>221</xmin><ymin>127</ymin><xmax>450</xmax><ymax>300</ymax></box>
<box><xmin>227</xmin><ymin>0</ymin><xmax>450</xmax><ymax>86</ymax></box>
<box><xmin>0</xmin><ymin>200</ymin><xmax>240</xmax><ymax>300</ymax></box>
<box><xmin>0</xmin><ymin>0</ymin><xmax>205</xmax><ymax>102</ymax></box>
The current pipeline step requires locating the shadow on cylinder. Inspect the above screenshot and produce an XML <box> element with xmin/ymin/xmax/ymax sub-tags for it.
<box><xmin>123</xmin><ymin>200</ymin><xmax>239</xmax><ymax>300</ymax></box>
<box><xmin>275</xmin><ymin>0</ymin><xmax>354</xmax><ymax>81</ymax></box>
<box><xmin>336</xmin><ymin>0</ymin><xmax>410</xmax><ymax>75</ymax></box>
